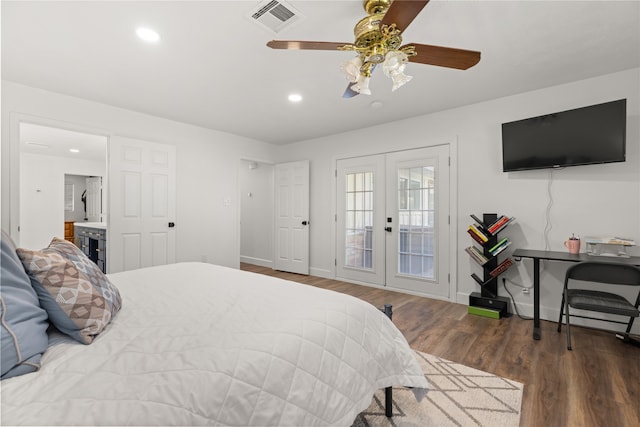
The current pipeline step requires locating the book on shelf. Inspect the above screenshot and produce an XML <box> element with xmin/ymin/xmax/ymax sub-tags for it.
<box><xmin>583</xmin><ymin>236</ymin><xmax>636</xmax><ymax>246</ymax></box>
<box><xmin>490</xmin><ymin>258</ymin><xmax>513</xmax><ymax>277</ymax></box>
<box><xmin>487</xmin><ymin>215</ymin><xmax>512</xmax><ymax>234</ymax></box>
<box><xmin>488</xmin><ymin>237</ymin><xmax>509</xmax><ymax>254</ymax></box>
<box><xmin>486</xmin><ymin>215</ymin><xmax>505</xmax><ymax>230</ymax></box>
<box><xmin>471</xmin><ymin>245</ymin><xmax>490</xmax><ymax>263</ymax></box>
<box><xmin>465</xmin><ymin>246</ymin><xmax>489</xmax><ymax>265</ymax></box>
<box><xmin>468</xmin><ymin>224</ymin><xmax>489</xmax><ymax>242</ymax></box>
<box><xmin>467</xmin><ymin>229</ymin><xmax>486</xmax><ymax>245</ymax></box>
<box><xmin>492</xmin><ymin>217</ymin><xmax>515</xmax><ymax>235</ymax></box>
<box><xmin>490</xmin><ymin>240</ymin><xmax>512</xmax><ymax>257</ymax></box>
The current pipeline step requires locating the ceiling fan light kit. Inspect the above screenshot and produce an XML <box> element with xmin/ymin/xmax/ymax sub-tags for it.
<box><xmin>337</xmin><ymin>18</ymin><xmax>415</xmax><ymax>94</ymax></box>
<box><xmin>267</xmin><ymin>0</ymin><xmax>481</xmax><ymax>97</ymax></box>
<box><xmin>382</xmin><ymin>51</ymin><xmax>413</xmax><ymax>92</ymax></box>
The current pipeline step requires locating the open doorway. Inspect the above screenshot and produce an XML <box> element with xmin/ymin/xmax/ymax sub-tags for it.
<box><xmin>19</xmin><ymin>122</ymin><xmax>107</xmax><ymax>250</ymax></box>
<box><xmin>239</xmin><ymin>159</ymin><xmax>275</xmax><ymax>268</ymax></box>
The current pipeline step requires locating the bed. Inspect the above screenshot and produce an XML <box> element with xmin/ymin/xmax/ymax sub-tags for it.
<box><xmin>1</xmin><ymin>233</ymin><xmax>428</xmax><ymax>426</ymax></box>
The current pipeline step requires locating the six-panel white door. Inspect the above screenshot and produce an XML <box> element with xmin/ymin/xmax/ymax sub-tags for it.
<box><xmin>274</xmin><ymin>160</ymin><xmax>310</xmax><ymax>274</ymax></box>
<box><xmin>108</xmin><ymin>136</ymin><xmax>176</xmax><ymax>273</ymax></box>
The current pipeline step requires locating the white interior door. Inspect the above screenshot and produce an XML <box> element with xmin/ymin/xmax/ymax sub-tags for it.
<box><xmin>274</xmin><ymin>160</ymin><xmax>309</xmax><ymax>274</ymax></box>
<box><xmin>108</xmin><ymin>136</ymin><xmax>176</xmax><ymax>273</ymax></box>
<box><xmin>336</xmin><ymin>146</ymin><xmax>451</xmax><ymax>299</ymax></box>
<box><xmin>85</xmin><ymin>176</ymin><xmax>102</xmax><ymax>222</ymax></box>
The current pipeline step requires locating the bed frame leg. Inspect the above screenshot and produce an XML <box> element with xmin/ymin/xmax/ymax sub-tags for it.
<box><xmin>384</xmin><ymin>387</ymin><xmax>393</xmax><ymax>418</ymax></box>
<box><xmin>382</xmin><ymin>303</ymin><xmax>393</xmax><ymax>320</ymax></box>
<box><xmin>381</xmin><ymin>304</ymin><xmax>393</xmax><ymax>418</ymax></box>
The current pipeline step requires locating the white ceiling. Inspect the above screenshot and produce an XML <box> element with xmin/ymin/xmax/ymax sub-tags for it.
<box><xmin>3</xmin><ymin>1</ymin><xmax>639</xmax><ymax>146</ymax></box>
<box><xmin>20</xmin><ymin>122</ymin><xmax>107</xmax><ymax>162</ymax></box>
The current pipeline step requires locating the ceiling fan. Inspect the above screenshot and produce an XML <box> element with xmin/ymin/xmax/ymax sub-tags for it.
<box><xmin>267</xmin><ymin>0</ymin><xmax>481</xmax><ymax>97</ymax></box>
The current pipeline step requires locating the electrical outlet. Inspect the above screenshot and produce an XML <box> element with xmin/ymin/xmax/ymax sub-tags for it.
<box><xmin>522</xmin><ymin>288</ymin><xmax>529</xmax><ymax>294</ymax></box>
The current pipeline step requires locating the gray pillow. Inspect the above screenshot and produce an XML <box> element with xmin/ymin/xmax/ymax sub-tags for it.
<box><xmin>17</xmin><ymin>237</ymin><xmax>122</xmax><ymax>344</ymax></box>
<box><xmin>1</xmin><ymin>230</ymin><xmax>50</xmax><ymax>380</ymax></box>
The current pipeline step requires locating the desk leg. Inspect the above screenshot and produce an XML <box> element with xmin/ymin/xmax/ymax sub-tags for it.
<box><xmin>533</xmin><ymin>258</ymin><xmax>541</xmax><ymax>340</ymax></box>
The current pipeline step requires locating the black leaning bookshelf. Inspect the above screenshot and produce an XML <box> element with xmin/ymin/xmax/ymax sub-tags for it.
<box><xmin>467</xmin><ymin>213</ymin><xmax>514</xmax><ymax>318</ymax></box>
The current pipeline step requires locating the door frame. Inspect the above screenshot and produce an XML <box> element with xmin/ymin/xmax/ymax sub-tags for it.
<box><xmin>331</xmin><ymin>139</ymin><xmax>459</xmax><ymax>302</ymax></box>
<box><xmin>8</xmin><ymin>112</ymin><xmax>111</xmax><ymax>245</ymax></box>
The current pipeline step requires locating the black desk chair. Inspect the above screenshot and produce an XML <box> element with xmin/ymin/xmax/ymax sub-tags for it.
<box><xmin>557</xmin><ymin>261</ymin><xmax>640</xmax><ymax>350</ymax></box>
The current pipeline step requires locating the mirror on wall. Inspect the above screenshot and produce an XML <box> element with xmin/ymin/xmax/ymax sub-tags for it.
<box><xmin>19</xmin><ymin>122</ymin><xmax>107</xmax><ymax>250</ymax></box>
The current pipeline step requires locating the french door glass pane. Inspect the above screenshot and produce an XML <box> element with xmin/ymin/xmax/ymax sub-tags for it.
<box><xmin>397</xmin><ymin>166</ymin><xmax>435</xmax><ymax>279</ymax></box>
<box><xmin>345</xmin><ymin>171</ymin><xmax>374</xmax><ymax>270</ymax></box>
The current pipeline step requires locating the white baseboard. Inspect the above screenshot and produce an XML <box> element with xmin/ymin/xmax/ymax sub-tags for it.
<box><xmin>239</xmin><ymin>260</ymin><xmax>332</xmax><ymax>279</ymax></box>
<box><xmin>239</xmin><ymin>256</ymin><xmax>272</xmax><ymax>268</ymax></box>
<box><xmin>309</xmin><ymin>267</ymin><xmax>333</xmax><ymax>279</ymax></box>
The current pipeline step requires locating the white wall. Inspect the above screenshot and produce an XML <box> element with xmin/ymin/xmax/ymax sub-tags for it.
<box><xmin>3</xmin><ymin>69</ymin><xmax>639</xmax><ymax>331</ymax></box>
<box><xmin>20</xmin><ymin>152</ymin><xmax>105</xmax><ymax>249</ymax></box>
<box><xmin>2</xmin><ymin>81</ymin><xmax>277</xmax><ymax>268</ymax></box>
<box><xmin>273</xmin><ymin>68</ymin><xmax>640</xmax><ymax>330</ymax></box>
<box><xmin>239</xmin><ymin>159</ymin><xmax>274</xmax><ymax>267</ymax></box>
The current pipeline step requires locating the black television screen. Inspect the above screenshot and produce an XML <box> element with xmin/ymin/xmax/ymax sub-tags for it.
<box><xmin>501</xmin><ymin>99</ymin><xmax>627</xmax><ymax>172</ymax></box>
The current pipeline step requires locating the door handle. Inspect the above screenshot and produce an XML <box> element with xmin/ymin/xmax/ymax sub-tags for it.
<box><xmin>168</xmin><ymin>222</ymin><xmax>175</xmax><ymax>228</ymax></box>
<box><xmin>302</xmin><ymin>221</ymin><xmax>309</xmax><ymax>226</ymax></box>
<box><xmin>385</xmin><ymin>227</ymin><xmax>392</xmax><ymax>232</ymax></box>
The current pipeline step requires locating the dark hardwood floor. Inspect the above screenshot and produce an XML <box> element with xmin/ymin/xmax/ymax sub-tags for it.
<box><xmin>241</xmin><ymin>263</ymin><xmax>640</xmax><ymax>427</ymax></box>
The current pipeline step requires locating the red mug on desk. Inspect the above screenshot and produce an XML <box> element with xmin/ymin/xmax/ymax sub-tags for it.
<box><xmin>564</xmin><ymin>236</ymin><xmax>581</xmax><ymax>254</ymax></box>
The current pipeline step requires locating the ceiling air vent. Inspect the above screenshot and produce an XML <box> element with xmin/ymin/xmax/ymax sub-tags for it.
<box><xmin>248</xmin><ymin>0</ymin><xmax>303</xmax><ymax>33</ymax></box>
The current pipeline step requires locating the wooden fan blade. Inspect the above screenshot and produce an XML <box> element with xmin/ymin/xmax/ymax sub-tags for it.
<box><xmin>381</xmin><ymin>0</ymin><xmax>430</xmax><ymax>33</ymax></box>
<box><xmin>408</xmin><ymin>43</ymin><xmax>481</xmax><ymax>70</ymax></box>
<box><xmin>267</xmin><ymin>40</ymin><xmax>351</xmax><ymax>51</ymax></box>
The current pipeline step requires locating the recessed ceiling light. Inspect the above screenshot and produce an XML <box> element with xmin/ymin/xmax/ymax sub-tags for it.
<box><xmin>369</xmin><ymin>100</ymin><xmax>384</xmax><ymax>109</ymax></box>
<box><xmin>69</xmin><ymin>148</ymin><xmax>80</xmax><ymax>153</ymax></box>
<box><xmin>288</xmin><ymin>93</ymin><xmax>303</xmax><ymax>103</ymax></box>
<box><xmin>136</xmin><ymin>27</ymin><xmax>160</xmax><ymax>43</ymax></box>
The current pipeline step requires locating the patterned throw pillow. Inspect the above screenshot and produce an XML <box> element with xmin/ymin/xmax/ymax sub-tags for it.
<box><xmin>17</xmin><ymin>237</ymin><xmax>122</xmax><ymax>344</ymax></box>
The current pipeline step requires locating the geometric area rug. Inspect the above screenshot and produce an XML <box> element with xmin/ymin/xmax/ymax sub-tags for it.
<box><xmin>352</xmin><ymin>350</ymin><xmax>524</xmax><ymax>427</ymax></box>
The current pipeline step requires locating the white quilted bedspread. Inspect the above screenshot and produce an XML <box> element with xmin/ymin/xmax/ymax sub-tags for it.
<box><xmin>2</xmin><ymin>262</ymin><xmax>428</xmax><ymax>426</ymax></box>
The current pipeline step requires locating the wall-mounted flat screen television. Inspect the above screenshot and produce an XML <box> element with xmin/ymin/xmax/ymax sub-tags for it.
<box><xmin>501</xmin><ymin>99</ymin><xmax>627</xmax><ymax>172</ymax></box>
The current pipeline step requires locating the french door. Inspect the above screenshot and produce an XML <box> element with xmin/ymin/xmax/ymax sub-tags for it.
<box><xmin>336</xmin><ymin>146</ymin><xmax>450</xmax><ymax>298</ymax></box>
